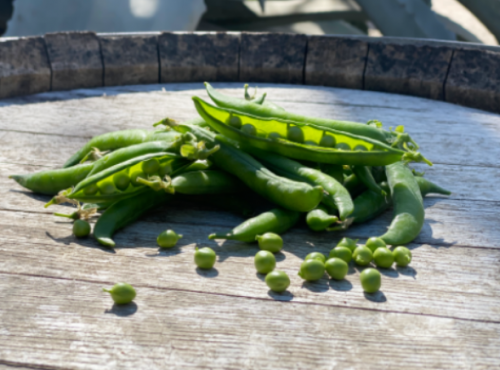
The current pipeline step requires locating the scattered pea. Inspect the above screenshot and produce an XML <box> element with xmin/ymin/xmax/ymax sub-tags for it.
<box><xmin>113</xmin><ymin>171</ymin><xmax>130</xmax><ymax>191</ymax></box>
<box><xmin>353</xmin><ymin>246</ymin><xmax>373</xmax><ymax>266</ymax></box>
<box><xmin>73</xmin><ymin>219</ymin><xmax>90</xmax><ymax>238</ymax></box>
<box><xmin>265</xmin><ymin>270</ymin><xmax>290</xmax><ymax>293</ymax></box>
<box><xmin>241</xmin><ymin>124</ymin><xmax>257</xmax><ymax>136</ymax></box>
<box><xmin>254</xmin><ymin>250</ymin><xmax>276</xmax><ymax>274</ymax></box>
<box><xmin>157</xmin><ymin>229</ymin><xmax>183</xmax><ymax>248</ymax></box>
<box><xmin>337</xmin><ymin>237</ymin><xmax>358</xmax><ymax>252</ymax></box>
<box><xmin>256</xmin><ymin>232</ymin><xmax>283</xmax><ymax>253</ymax></box>
<box><xmin>194</xmin><ymin>247</ymin><xmax>216</xmax><ymax>269</ymax></box>
<box><xmin>366</xmin><ymin>237</ymin><xmax>387</xmax><ymax>253</ymax></box>
<box><xmin>227</xmin><ymin>115</ymin><xmax>242</xmax><ymax>129</ymax></box>
<box><xmin>305</xmin><ymin>252</ymin><xmax>326</xmax><ymax>264</ymax></box>
<box><xmin>102</xmin><ymin>282</ymin><xmax>136</xmax><ymax>305</ymax></box>
<box><xmin>287</xmin><ymin>126</ymin><xmax>305</xmax><ymax>143</ymax></box>
<box><xmin>325</xmin><ymin>258</ymin><xmax>348</xmax><ymax>280</ymax></box>
<box><xmin>393</xmin><ymin>246</ymin><xmax>412</xmax><ymax>267</ymax></box>
<box><xmin>319</xmin><ymin>134</ymin><xmax>336</xmax><ymax>148</ymax></box>
<box><xmin>328</xmin><ymin>246</ymin><xmax>352</xmax><ymax>264</ymax></box>
<box><xmin>373</xmin><ymin>247</ymin><xmax>395</xmax><ymax>269</ymax></box>
<box><xmin>298</xmin><ymin>259</ymin><xmax>325</xmax><ymax>281</ymax></box>
<box><xmin>360</xmin><ymin>268</ymin><xmax>381</xmax><ymax>293</ymax></box>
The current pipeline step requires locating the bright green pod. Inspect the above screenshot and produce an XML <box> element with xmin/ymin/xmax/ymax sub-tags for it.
<box><xmin>171</xmin><ymin>170</ymin><xmax>243</xmax><ymax>195</ymax></box>
<box><xmin>306</xmin><ymin>205</ymin><xmax>339</xmax><ymax>232</ymax></box>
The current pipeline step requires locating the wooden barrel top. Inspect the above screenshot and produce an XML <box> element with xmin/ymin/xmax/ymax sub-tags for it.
<box><xmin>1</xmin><ymin>82</ymin><xmax>499</xmax><ymax>369</ymax></box>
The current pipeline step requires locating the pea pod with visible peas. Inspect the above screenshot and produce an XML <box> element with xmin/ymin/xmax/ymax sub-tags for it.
<box><xmin>193</xmin><ymin>96</ymin><xmax>431</xmax><ymax>167</ymax></box>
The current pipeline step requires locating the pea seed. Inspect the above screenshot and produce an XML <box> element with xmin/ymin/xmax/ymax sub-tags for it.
<box><xmin>268</xmin><ymin>132</ymin><xmax>283</xmax><ymax>141</ymax></box>
<box><xmin>265</xmin><ymin>270</ymin><xmax>290</xmax><ymax>293</ymax></box>
<box><xmin>157</xmin><ymin>229</ymin><xmax>183</xmax><ymax>248</ymax></box>
<box><xmin>354</xmin><ymin>144</ymin><xmax>368</xmax><ymax>151</ymax></box>
<box><xmin>336</xmin><ymin>143</ymin><xmax>351</xmax><ymax>151</ymax></box>
<box><xmin>113</xmin><ymin>171</ymin><xmax>130</xmax><ymax>191</ymax></box>
<box><xmin>304</xmin><ymin>140</ymin><xmax>317</xmax><ymax>146</ymax></box>
<box><xmin>73</xmin><ymin>219</ymin><xmax>90</xmax><ymax>238</ymax></box>
<box><xmin>142</xmin><ymin>158</ymin><xmax>160</xmax><ymax>175</ymax></box>
<box><xmin>305</xmin><ymin>252</ymin><xmax>326</xmax><ymax>264</ymax></box>
<box><xmin>352</xmin><ymin>246</ymin><xmax>373</xmax><ymax>266</ymax></box>
<box><xmin>83</xmin><ymin>183</ymin><xmax>99</xmax><ymax>196</ymax></box>
<box><xmin>373</xmin><ymin>247</ymin><xmax>394</xmax><ymax>269</ymax></box>
<box><xmin>102</xmin><ymin>282</ymin><xmax>136</xmax><ymax>305</ymax></box>
<box><xmin>194</xmin><ymin>247</ymin><xmax>216</xmax><ymax>269</ymax></box>
<box><xmin>254</xmin><ymin>250</ymin><xmax>276</xmax><ymax>274</ymax></box>
<box><xmin>256</xmin><ymin>232</ymin><xmax>283</xmax><ymax>253</ymax></box>
<box><xmin>366</xmin><ymin>237</ymin><xmax>387</xmax><ymax>253</ymax></box>
<box><xmin>392</xmin><ymin>246</ymin><xmax>412</xmax><ymax>267</ymax></box>
<box><xmin>328</xmin><ymin>246</ymin><xmax>352</xmax><ymax>264</ymax></box>
<box><xmin>287</xmin><ymin>126</ymin><xmax>305</xmax><ymax>143</ymax></box>
<box><xmin>241</xmin><ymin>124</ymin><xmax>257</xmax><ymax>136</ymax></box>
<box><xmin>319</xmin><ymin>135</ymin><xmax>336</xmax><ymax>147</ymax></box>
<box><xmin>298</xmin><ymin>259</ymin><xmax>325</xmax><ymax>281</ymax></box>
<box><xmin>360</xmin><ymin>268</ymin><xmax>381</xmax><ymax>293</ymax></box>
<box><xmin>325</xmin><ymin>258</ymin><xmax>348</xmax><ymax>280</ymax></box>
<box><xmin>98</xmin><ymin>180</ymin><xmax>116</xmax><ymax>195</ymax></box>
<box><xmin>227</xmin><ymin>115</ymin><xmax>242</xmax><ymax>129</ymax></box>
<box><xmin>337</xmin><ymin>237</ymin><xmax>358</xmax><ymax>252</ymax></box>
<box><xmin>130</xmin><ymin>170</ymin><xmax>146</xmax><ymax>186</ymax></box>
<box><xmin>159</xmin><ymin>163</ymin><xmax>172</xmax><ymax>177</ymax></box>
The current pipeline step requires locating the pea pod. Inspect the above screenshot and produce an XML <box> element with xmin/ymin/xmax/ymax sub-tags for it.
<box><xmin>351</xmin><ymin>182</ymin><xmax>391</xmax><ymax>224</ymax></box>
<box><xmin>250</xmin><ymin>149</ymin><xmax>354</xmax><ymax>220</ymax></box>
<box><xmin>306</xmin><ymin>204</ymin><xmax>339</xmax><ymax>231</ymax></box>
<box><xmin>10</xmin><ymin>163</ymin><xmax>93</xmax><ymax>195</ymax></box>
<box><xmin>64</xmin><ymin>129</ymin><xmax>183</xmax><ymax>168</ymax></box>
<box><xmin>379</xmin><ymin>162</ymin><xmax>424</xmax><ymax>245</ymax></box>
<box><xmin>351</xmin><ymin>166</ymin><xmax>387</xmax><ymax>197</ymax></box>
<box><xmin>318</xmin><ymin>163</ymin><xmax>344</xmax><ymax>184</ymax></box>
<box><xmin>209</xmin><ymin>208</ymin><xmax>300</xmax><ymax>242</ymax></box>
<box><xmin>415</xmin><ymin>176</ymin><xmax>451</xmax><ymax>196</ymax></box>
<box><xmin>94</xmin><ymin>190</ymin><xmax>173</xmax><ymax>248</ymax></box>
<box><xmin>205</xmin><ymin>82</ymin><xmax>419</xmax><ymax>151</ymax></box>
<box><xmin>171</xmin><ymin>124</ymin><xmax>324</xmax><ymax>213</ymax></box>
<box><xmin>193</xmin><ymin>96</ymin><xmax>430</xmax><ymax>166</ymax></box>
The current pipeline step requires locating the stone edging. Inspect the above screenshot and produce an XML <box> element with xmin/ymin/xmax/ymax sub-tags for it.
<box><xmin>0</xmin><ymin>31</ymin><xmax>499</xmax><ymax>113</ymax></box>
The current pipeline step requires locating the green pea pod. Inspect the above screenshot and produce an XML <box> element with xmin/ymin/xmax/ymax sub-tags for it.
<box><xmin>171</xmin><ymin>124</ymin><xmax>324</xmax><ymax>213</ymax></box>
<box><xmin>10</xmin><ymin>163</ymin><xmax>93</xmax><ymax>195</ymax></box>
<box><xmin>251</xmin><ymin>149</ymin><xmax>354</xmax><ymax>220</ymax></box>
<box><xmin>306</xmin><ymin>204</ymin><xmax>339</xmax><ymax>231</ymax></box>
<box><xmin>351</xmin><ymin>166</ymin><xmax>387</xmax><ymax>197</ymax></box>
<box><xmin>343</xmin><ymin>173</ymin><xmax>367</xmax><ymax>198</ymax></box>
<box><xmin>205</xmin><ymin>82</ymin><xmax>419</xmax><ymax>151</ymax></box>
<box><xmin>192</xmin><ymin>96</ymin><xmax>429</xmax><ymax>166</ymax></box>
<box><xmin>208</xmin><ymin>208</ymin><xmax>300</xmax><ymax>242</ymax></box>
<box><xmin>87</xmin><ymin>140</ymin><xmax>185</xmax><ymax>176</ymax></box>
<box><xmin>64</xmin><ymin>129</ymin><xmax>183</xmax><ymax>168</ymax></box>
<box><xmin>174</xmin><ymin>170</ymin><xmax>245</xmax><ymax>194</ymax></box>
<box><xmin>318</xmin><ymin>163</ymin><xmax>344</xmax><ymax>184</ymax></box>
<box><xmin>351</xmin><ymin>182</ymin><xmax>391</xmax><ymax>224</ymax></box>
<box><xmin>379</xmin><ymin>162</ymin><xmax>424</xmax><ymax>245</ymax></box>
<box><xmin>414</xmin><ymin>176</ymin><xmax>451</xmax><ymax>196</ymax></box>
<box><xmin>94</xmin><ymin>190</ymin><xmax>173</xmax><ymax>248</ymax></box>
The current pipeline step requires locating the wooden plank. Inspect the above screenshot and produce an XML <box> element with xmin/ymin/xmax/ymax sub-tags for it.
<box><xmin>0</xmin><ymin>208</ymin><xmax>499</xmax><ymax>322</ymax></box>
<box><xmin>1</xmin><ymin>274</ymin><xmax>499</xmax><ymax>369</ymax></box>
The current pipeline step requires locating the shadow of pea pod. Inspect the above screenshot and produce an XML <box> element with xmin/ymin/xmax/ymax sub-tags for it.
<box><xmin>105</xmin><ymin>302</ymin><xmax>138</xmax><ymax>316</ymax></box>
<box><xmin>363</xmin><ymin>291</ymin><xmax>387</xmax><ymax>303</ymax></box>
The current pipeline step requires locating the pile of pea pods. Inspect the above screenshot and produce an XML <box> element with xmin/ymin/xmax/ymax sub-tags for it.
<box><xmin>10</xmin><ymin>83</ymin><xmax>451</xmax><ymax>295</ymax></box>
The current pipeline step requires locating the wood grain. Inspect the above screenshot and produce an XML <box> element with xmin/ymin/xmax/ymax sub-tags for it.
<box><xmin>1</xmin><ymin>84</ymin><xmax>499</xmax><ymax>369</ymax></box>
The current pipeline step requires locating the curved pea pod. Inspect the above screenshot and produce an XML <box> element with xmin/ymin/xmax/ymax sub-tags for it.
<box><xmin>343</xmin><ymin>173</ymin><xmax>367</xmax><ymax>198</ymax></box>
<box><xmin>351</xmin><ymin>182</ymin><xmax>391</xmax><ymax>224</ymax></box>
<box><xmin>351</xmin><ymin>166</ymin><xmax>387</xmax><ymax>197</ymax></box>
<box><xmin>306</xmin><ymin>204</ymin><xmax>339</xmax><ymax>231</ymax></box>
<box><xmin>192</xmin><ymin>96</ymin><xmax>430</xmax><ymax>166</ymax></box>
<box><xmin>379</xmin><ymin>162</ymin><xmax>424</xmax><ymax>245</ymax></box>
<box><xmin>94</xmin><ymin>190</ymin><xmax>173</xmax><ymax>248</ymax></box>
<box><xmin>171</xmin><ymin>124</ymin><xmax>323</xmax><ymax>213</ymax></box>
<box><xmin>51</xmin><ymin>152</ymin><xmax>185</xmax><ymax>205</ymax></box>
<box><xmin>318</xmin><ymin>163</ymin><xmax>344</xmax><ymax>184</ymax></box>
<box><xmin>205</xmin><ymin>82</ymin><xmax>419</xmax><ymax>151</ymax></box>
<box><xmin>10</xmin><ymin>163</ymin><xmax>93</xmax><ymax>195</ymax></box>
<box><xmin>414</xmin><ymin>176</ymin><xmax>451</xmax><ymax>196</ymax></box>
<box><xmin>209</xmin><ymin>208</ymin><xmax>300</xmax><ymax>243</ymax></box>
<box><xmin>63</xmin><ymin>129</ymin><xmax>183</xmax><ymax>168</ymax></box>
<box><xmin>251</xmin><ymin>149</ymin><xmax>354</xmax><ymax>220</ymax></box>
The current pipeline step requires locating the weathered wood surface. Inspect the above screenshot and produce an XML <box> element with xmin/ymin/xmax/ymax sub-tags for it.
<box><xmin>1</xmin><ymin>83</ymin><xmax>500</xmax><ymax>369</ymax></box>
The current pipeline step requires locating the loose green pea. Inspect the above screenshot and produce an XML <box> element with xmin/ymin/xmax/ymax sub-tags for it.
<box><xmin>84</xmin><ymin>183</ymin><xmax>99</xmax><ymax>195</ymax></box>
<box><xmin>393</xmin><ymin>246</ymin><xmax>412</xmax><ymax>267</ymax></box>
<box><xmin>265</xmin><ymin>270</ymin><xmax>290</xmax><ymax>293</ymax></box>
<box><xmin>319</xmin><ymin>134</ymin><xmax>336</xmax><ymax>148</ymax></box>
<box><xmin>298</xmin><ymin>259</ymin><xmax>325</xmax><ymax>281</ymax></box>
<box><xmin>325</xmin><ymin>258</ymin><xmax>348</xmax><ymax>280</ymax></box>
<box><xmin>360</xmin><ymin>268</ymin><xmax>381</xmax><ymax>293</ymax></box>
<box><xmin>256</xmin><ymin>232</ymin><xmax>283</xmax><ymax>253</ymax></box>
<box><xmin>366</xmin><ymin>237</ymin><xmax>387</xmax><ymax>253</ymax></box>
<box><xmin>130</xmin><ymin>170</ymin><xmax>146</xmax><ymax>186</ymax></box>
<box><xmin>336</xmin><ymin>143</ymin><xmax>351</xmax><ymax>151</ymax></box>
<box><xmin>157</xmin><ymin>229</ymin><xmax>183</xmax><ymax>248</ymax></box>
<box><xmin>227</xmin><ymin>115</ymin><xmax>242</xmax><ymax>129</ymax></box>
<box><xmin>98</xmin><ymin>180</ymin><xmax>116</xmax><ymax>195</ymax></box>
<box><xmin>102</xmin><ymin>282</ymin><xmax>136</xmax><ymax>305</ymax></box>
<box><xmin>241</xmin><ymin>124</ymin><xmax>257</xmax><ymax>136</ymax></box>
<box><xmin>305</xmin><ymin>252</ymin><xmax>326</xmax><ymax>264</ymax></box>
<box><xmin>73</xmin><ymin>219</ymin><xmax>90</xmax><ymax>238</ymax></box>
<box><xmin>268</xmin><ymin>132</ymin><xmax>283</xmax><ymax>140</ymax></box>
<box><xmin>373</xmin><ymin>247</ymin><xmax>395</xmax><ymax>269</ymax></box>
<box><xmin>352</xmin><ymin>246</ymin><xmax>373</xmax><ymax>266</ymax></box>
<box><xmin>328</xmin><ymin>246</ymin><xmax>352</xmax><ymax>264</ymax></box>
<box><xmin>354</xmin><ymin>145</ymin><xmax>368</xmax><ymax>151</ymax></box>
<box><xmin>194</xmin><ymin>247</ymin><xmax>216</xmax><ymax>269</ymax></box>
<box><xmin>254</xmin><ymin>250</ymin><xmax>276</xmax><ymax>274</ymax></box>
<box><xmin>142</xmin><ymin>158</ymin><xmax>160</xmax><ymax>175</ymax></box>
<box><xmin>287</xmin><ymin>126</ymin><xmax>304</xmax><ymax>143</ymax></box>
<box><xmin>113</xmin><ymin>171</ymin><xmax>130</xmax><ymax>191</ymax></box>
<box><xmin>337</xmin><ymin>237</ymin><xmax>358</xmax><ymax>252</ymax></box>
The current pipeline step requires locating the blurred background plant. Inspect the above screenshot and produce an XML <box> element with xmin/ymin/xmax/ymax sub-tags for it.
<box><xmin>0</xmin><ymin>0</ymin><xmax>498</xmax><ymax>45</ymax></box>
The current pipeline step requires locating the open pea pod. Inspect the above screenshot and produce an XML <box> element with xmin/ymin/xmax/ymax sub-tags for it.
<box><xmin>193</xmin><ymin>97</ymin><xmax>431</xmax><ymax>167</ymax></box>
